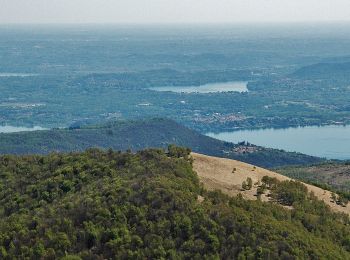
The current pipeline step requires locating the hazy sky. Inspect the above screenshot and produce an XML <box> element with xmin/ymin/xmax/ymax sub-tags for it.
<box><xmin>1</xmin><ymin>0</ymin><xmax>350</xmax><ymax>24</ymax></box>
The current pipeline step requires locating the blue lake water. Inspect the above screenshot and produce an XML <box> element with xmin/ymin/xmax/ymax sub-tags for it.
<box><xmin>0</xmin><ymin>125</ymin><xmax>47</xmax><ymax>133</ymax></box>
<box><xmin>149</xmin><ymin>81</ymin><xmax>248</xmax><ymax>93</ymax></box>
<box><xmin>207</xmin><ymin>125</ymin><xmax>350</xmax><ymax>160</ymax></box>
<box><xmin>0</xmin><ymin>73</ymin><xmax>37</xmax><ymax>77</ymax></box>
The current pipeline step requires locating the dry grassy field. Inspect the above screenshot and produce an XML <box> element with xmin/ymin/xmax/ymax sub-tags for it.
<box><xmin>192</xmin><ymin>153</ymin><xmax>350</xmax><ymax>215</ymax></box>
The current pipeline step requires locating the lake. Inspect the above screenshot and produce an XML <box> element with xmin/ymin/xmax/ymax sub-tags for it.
<box><xmin>0</xmin><ymin>125</ymin><xmax>47</xmax><ymax>133</ymax></box>
<box><xmin>207</xmin><ymin>125</ymin><xmax>350</xmax><ymax>160</ymax></box>
<box><xmin>149</xmin><ymin>81</ymin><xmax>248</xmax><ymax>93</ymax></box>
<box><xmin>0</xmin><ymin>73</ymin><xmax>37</xmax><ymax>77</ymax></box>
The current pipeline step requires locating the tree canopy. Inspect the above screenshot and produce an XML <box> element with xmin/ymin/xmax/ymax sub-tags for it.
<box><xmin>0</xmin><ymin>147</ymin><xmax>350</xmax><ymax>259</ymax></box>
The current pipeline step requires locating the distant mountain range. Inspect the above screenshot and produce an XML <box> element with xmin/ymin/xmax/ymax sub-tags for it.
<box><xmin>0</xmin><ymin>118</ymin><xmax>323</xmax><ymax>168</ymax></box>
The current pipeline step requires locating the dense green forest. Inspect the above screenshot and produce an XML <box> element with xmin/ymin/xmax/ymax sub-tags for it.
<box><xmin>0</xmin><ymin>119</ymin><xmax>323</xmax><ymax>168</ymax></box>
<box><xmin>1</xmin><ymin>147</ymin><xmax>350</xmax><ymax>259</ymax></box>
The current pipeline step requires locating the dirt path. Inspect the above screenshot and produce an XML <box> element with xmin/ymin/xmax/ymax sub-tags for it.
<box><xmin>192</xmin><ymin>152</ymin><xmax>350</xmax><ymax>215</ymax></box>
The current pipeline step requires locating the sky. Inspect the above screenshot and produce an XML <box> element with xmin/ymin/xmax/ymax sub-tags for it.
<box><xmin>0</xmin><ymin>0</ymin><xmax>350</xmax><ymax>24</ymax></box>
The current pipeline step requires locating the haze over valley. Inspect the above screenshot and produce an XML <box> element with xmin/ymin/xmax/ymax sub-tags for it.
<box><xmin>1</xmin><ymin>24</ymin><xmax>350</xmax><ymax>159</ymax></box>
<box><xmin>1</xmin><ymin>1</ymin><xmax>350</xmax><ymax>259</ymax></box>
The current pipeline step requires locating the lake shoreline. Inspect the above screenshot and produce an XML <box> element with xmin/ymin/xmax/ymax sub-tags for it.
<box><xmin>0</xmin><ymin>125</ymin><xmax>47</xmax><ymax>133</ymax></box>
<box><xmin>206</xmin><ymin>124</ymin><xmax>350</xmax><ymax>160</ymax></box>
<box><xmin>149</xmin><ymin>81</ymin><xmax>249</xmax><ymax>93</ymax></box>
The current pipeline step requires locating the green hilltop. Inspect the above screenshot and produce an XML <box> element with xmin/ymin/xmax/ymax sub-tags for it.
<box><xmin>0</xmin><ymin>148</ymin><xmax>349</xmax><ymax>259</ymax></box>
<box><xmin>0</xmin><ymin>118</ymin><xmax>323</xmax><ymax>168</ymax></box>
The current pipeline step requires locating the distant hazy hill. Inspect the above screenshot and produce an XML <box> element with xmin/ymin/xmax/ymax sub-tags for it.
<box><xmin>0</xmin><ymin>118</ymin><xmax>323</xmax><ymax>168</ymax></box>
<box><xmin>292</xmin><ymin>62</ymin><xmax>350</xmax><ymax>80</ymax></box>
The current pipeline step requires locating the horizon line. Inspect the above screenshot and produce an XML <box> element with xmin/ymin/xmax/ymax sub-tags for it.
<box><xmin>1</xmin><ymin>20</ymin><xmax>350</xmax><ymax>26</ymax></box>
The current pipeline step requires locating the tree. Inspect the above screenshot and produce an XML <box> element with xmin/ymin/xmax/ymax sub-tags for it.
<box><xmin>256</xmin><ymin>184</ymin><xmax>266</xmax><ymax>199</ymax></box>
<box><xmin>242</xmin><ymin>177</ymin><xmax>253</xmax><ymax>190</ymax></box>
<box><xmin>168</xmin><ymin>145</ymin><xmax>191</xmax><ymax>160</ymax></box>
<box><xmin>337</xmin><ymin>194</ymin><xmax>349</xmax><ymax>207</ymax></box>
<box><xmin>261</xmin><ymin>176</ymin><xmax>278</xmax><ymax>189</ymax></box>
<box><xmin>247</xmin><ymin>177</ymin><xmax>253</xmax><ymax>190</ymax></box>
<box><xmin>331</xmin><ymin>192</ymin><xmax>337</xmax><ymax>203</ymax></box>
<box><xmin>0</xmin><ymin>247</ymin><xmax>7</xmax><ymax>258</ymax></box>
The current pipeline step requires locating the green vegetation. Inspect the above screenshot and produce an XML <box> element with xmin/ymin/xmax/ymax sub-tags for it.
<box><xmin>256</xmin><ymin>184</ymin><xmax>266</xmax><ymax>199</ymax></box>
<box><xmin>0</xmin><ymin>118</ymin><xmax>323</xmax><ymax>168</ymax></box>
<box><xmin>1</xmin><ymin>147</ymin><xmax>350</xmax><ymax>259</ymax></box>
<box><xmin>276</xmin><ymin>162</ymin><xmax>350</xmax><ymax>199</ymax></box>
<box><xmin>242</xmin><ymin>177</ymin><xmax>253</xmax><ymax>190</ymax></box>
<box><xmin>270</xmin><ymin>180</ymin><xmax>307</xmax><ymax>206</ymax></box>
<box><xmin>292</xmin><ymin>62</ymin><xmax>350</xmax><ymax>80</ymax></box>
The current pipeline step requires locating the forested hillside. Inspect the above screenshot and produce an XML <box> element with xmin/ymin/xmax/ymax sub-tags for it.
<box><xmin>0</xmin><ymin>118</ymin><xmax>323</xmax><ymax>168</ymax></box>
<box><xmin>0</xmin><ymin>147</ymin><xmax>350</xmax><ymax>259</ymax></box>
<box><xmin>292</xmin><ymin>62</ymin><xmax>350</xmax><ymax>80</ymax></box>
